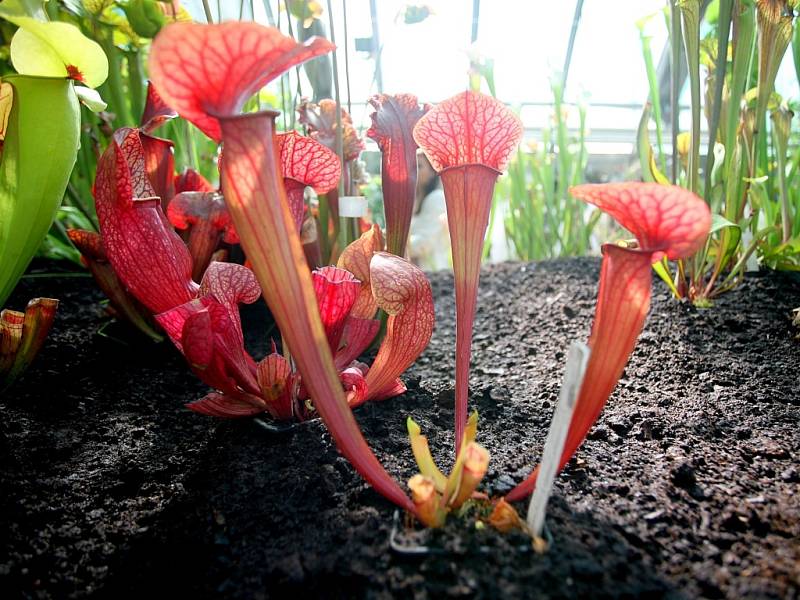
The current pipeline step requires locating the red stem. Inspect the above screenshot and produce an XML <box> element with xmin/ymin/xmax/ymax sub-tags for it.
<box><xmin>187</xmin><ymin>222</ymin><xmax>222</xmax><ymax>282</ymax></box>
<box><xmin>439</xmin><ymin>164</ymin><xmax>499</xmax><ymax>455</ymax></box>
<box><xmin>506</xmin><ymin>244</ymin><xmax>654</xmax><ymax>501</ymax></box>
<box><xmin>283</xmin><ymin>178</ymin><xmax>306</xmax><ymax>232</ymax></box>
<box><xmin>382</xmin><ymin>146</ymin><xmax>417</xmax><ymax>257</ymax></box>
<box><xmin>217</xmin><ymin>111</ymin><xmax>414</xmax><ymax>513</ymax></box>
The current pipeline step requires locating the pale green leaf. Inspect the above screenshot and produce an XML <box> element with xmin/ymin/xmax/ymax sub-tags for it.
<box><xmin>8</xmin><ymin>18</ymin><xmax>108</xmax><ymax>88</ymax></box>
<box><xmin>710</xmin><ymin>213</ymin><xmax>739</xmax><ymax>234</ymax></box>
<box><xmin>74</xmin><ymin>85</ymin><xmax>107</xmax><ymax>112</ymax></box>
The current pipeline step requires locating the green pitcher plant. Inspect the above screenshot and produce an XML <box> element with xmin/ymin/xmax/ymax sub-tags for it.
<box><xmin>0</xmin><ymin>1</ymin><xmax>108</xmax><ymax>389</ymax></box>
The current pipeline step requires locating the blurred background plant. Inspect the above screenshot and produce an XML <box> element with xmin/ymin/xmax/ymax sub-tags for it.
<box><xmin>637</xmin><ymin>0</ymin><xmax>799</xmax><ymax>306</ymax></box>
<box><xmin>497</xmin><ymin>78</ymin><xmax>598</xmax><ymax>261</ymax></box>
<box><xmin>478</xmin><ymin>0</ymin><xmax>606</xmax><ymax>262</ymax></box>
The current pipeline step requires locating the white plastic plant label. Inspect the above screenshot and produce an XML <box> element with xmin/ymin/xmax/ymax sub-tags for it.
<box><xmin>526</xmin><ymin>340</ymin><xmax>590</xmax><ymax>541</ymax></box>
<box><xmin>740</xmin><ymin>228</ymin><xmax>760</xmax><ymax>273</ymax></box>
<box><xmin>339</xmin><ymin>195</ymin><xmax>367</xmax><ymax>218</ymax></box>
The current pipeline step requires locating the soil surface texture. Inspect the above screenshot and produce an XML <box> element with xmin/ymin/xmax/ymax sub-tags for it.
<box><xmin>2</xmin><ymin>258</ymin><xmax>799</xmax><ymax>599</ymax></box>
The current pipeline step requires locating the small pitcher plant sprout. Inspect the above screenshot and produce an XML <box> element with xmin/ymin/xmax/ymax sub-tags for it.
<box><xmin>407</xmin><ymin>412</ymin><xmax>490</xmax><ymax>528</ymax></box>
<box><xmin>1</xmin><ymin>298</ymin><xmax>58</xmax><ymax>391</ymax></box>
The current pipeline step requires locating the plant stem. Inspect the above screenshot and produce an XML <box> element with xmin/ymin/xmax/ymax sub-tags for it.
<box><xmin>723</xmin><ymin>2</ymin><xmax>755</xmax><ymax>177</ymax></box>
<box><xmin>560</xmin><ymin>0</ymin><xmax>584</xmax><ymax>97</ymax></box>
<box><xmin>65</xmin><ymin>183</ymin><xmax>98</xmax><ymax>230</ymax></box>
<box><xmin>284</xmin><ymin>7</ymin><xmax>304</xmax><ymax>127</ymax></box>
<box><xmin>669</xmin><ymin>1</ymin><xmax>682</xmax><ymax>185</ymax></box>
<box><xmin>127</xmin><ymin>50</ymin><xmax>146</xmax><ymax>125</ymax></box>
<box><xmin>342</xmin><ymin>0</ymin><xmax>352</xmax><ymax>115</ymax></box>
<box><xmin>326</xmin><ymin>0</ymin><xmax>346</xmax><ymax>199</ymax></box>
<box><xmin>98</xmin><ymin>30</ymin><xmax>133</xmax><ymax>127</ymax></box>
<box><xmin>638</xmin><ymin>21</ymin><xmax>667</xmax><ymax>173</ymax></box>
<box><xmin>679</xmin><ymin>0</ymin><xmax>701</xmax><ymax>195</ymax></box>
<box><xmin>702</xmin><ymin>0</ymin><xmax>731</xmax><ymax>201</ymax></box>
<box><xmin>202</xmin><ymin>0</ymin><xmax>214</xmax><ymax>23</ymax></box>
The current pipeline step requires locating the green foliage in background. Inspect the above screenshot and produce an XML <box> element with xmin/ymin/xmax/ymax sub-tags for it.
<box><xmin>496</xmin><ymin>76</ymin><xmax>598</xmax><ymax>261</ymax></box>
<box><xmin>638</xmin><ymin>0</ymin><xmax>799</xmax><ymax>305</ymax></box>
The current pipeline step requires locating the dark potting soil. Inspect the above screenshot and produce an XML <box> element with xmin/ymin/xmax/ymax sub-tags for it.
<box><xmin>1</xmin><ymin>258</ymin><xmax>798</xmax><ymax>599</ymax></box>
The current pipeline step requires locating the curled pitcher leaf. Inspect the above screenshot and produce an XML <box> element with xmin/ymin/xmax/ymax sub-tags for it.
<box><xmin>366</xmin><ymin>93</ymin><xmax>428</xmax><ymax>256</ymax></box>
<box><xmin>337</xmin><ymin>224</ymin><xmax>384</xmax><ymax>319</ymax></box>
<box><xmin>197</xmin><ymin>260</ymin><xmax>262</xmax><ymax>340</ymax></box>
<box><xmin>339</xmin><ymin>363</ymin><xmax>369</xmax><ymax>407</ymax></box>
<box><xmin>312</xmin><ymin>265</ymin><xmax>360</xmax><ymax>355</ymax></box>
<box><xmin>155</xmin><ymin>261</ymin><xmax>264</xmax><ymax>416</ymax></box>
<box><xmin>506</xmin><ymin>182</ymin><xmax>711</xmax><ymax>502</ymax></box>
<box><xmin>168</xmin><ymin>191</ymin><xmax>238</xmax><ymax>281</ymax></box>
<box><xmin>488</xmin><ymin>498</ymin><xmax>525</xmax><ymax>533</ymax></box>
<box><xmin>94</xmin><ymin>127</ymin><xmax>197</xmax><ymax>314</ymax></box>
<box><xmin>449</xmin><ymin>442</ymin><xmax>490</xmax><ymax>507</ymax></box>
<box><xmin>140</xmin><ymin>132</ymin><xmax>176</xmax><ymax>209</ymax></box>
<box><xmin>333</xmin><ymin>226</ymin><xmax>383</xmax><ymax>369</ymax></box>
<box><xmin>755</xmin><ymin>0</ymin><xmax>794</xmax><ymax>127</ymax></box>
<box><xmin>141</xmin><ymin>81</ymin><xmax>178</xmax><ymax>134</ymax></box>
<box><xmin>297</xmin><ymin>99</ymin><xmax>365</xmax><ymax>161</ymax></box>
<box><xmin>257</xmin><ymin>351</ymin><xmax>296</xmax><ymax>420</ymax></box>
<box><xmin>149</xmin><ymin>22</ymin><xmax>334</xmax><ymax>141</ymax></box>
<box><xmin>334</xmin><ymin>316</ymin><xmax>380</xmax><ymax>372</ymax></box>
<box><xmin>363</xmin><ymin>252</ymin><xmax>435</xmax><ymax>403</ymax></box>
<box><xmin>1</xmin><ymin>297</ymin><xmax>58</xmax><ymax>391</ymax></box>
<box><xmin>413</xmin><ymin>90</ymin><xmax>523</xmax><ymax>453</ymax></box>
<box><xmin>150</xmin><ymin>239</ymin><xmax>431</xmax><ymax>424</ymax></box>
<box><xmin>277</xmin><ymin>130</ymin><xmax>340</xmax><ymax>230</ymax></box>
<box><xmin>408</xmin><ymin>474</ymin><xmax>446</xmax><ymax>528</ymax></box>
<box><xmin>285</xmin><ymin>253</ymin><xmax>432</xmax><ymax>408</ymax></box>
<box><xmin>67</xmin><ymin>229</ymin><xmax>163</xmax><ymax>342</ymax></box>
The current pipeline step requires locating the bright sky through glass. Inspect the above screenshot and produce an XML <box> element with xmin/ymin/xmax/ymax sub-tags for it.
<box><xmin>183</xmin><ymin>0</ymin><xmax>800</xmax><ymax>134</ymax></box>
<box><xmin>327</xmin><ymin>0</ymin><xmax>669</xmax><ymax>105</ymax></box>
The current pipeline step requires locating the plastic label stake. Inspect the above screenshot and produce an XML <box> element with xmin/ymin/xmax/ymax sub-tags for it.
<box><xmin>526</xmin><ymin>341</ymin><xmax>590</xmax><ymax>543</ymax></box>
